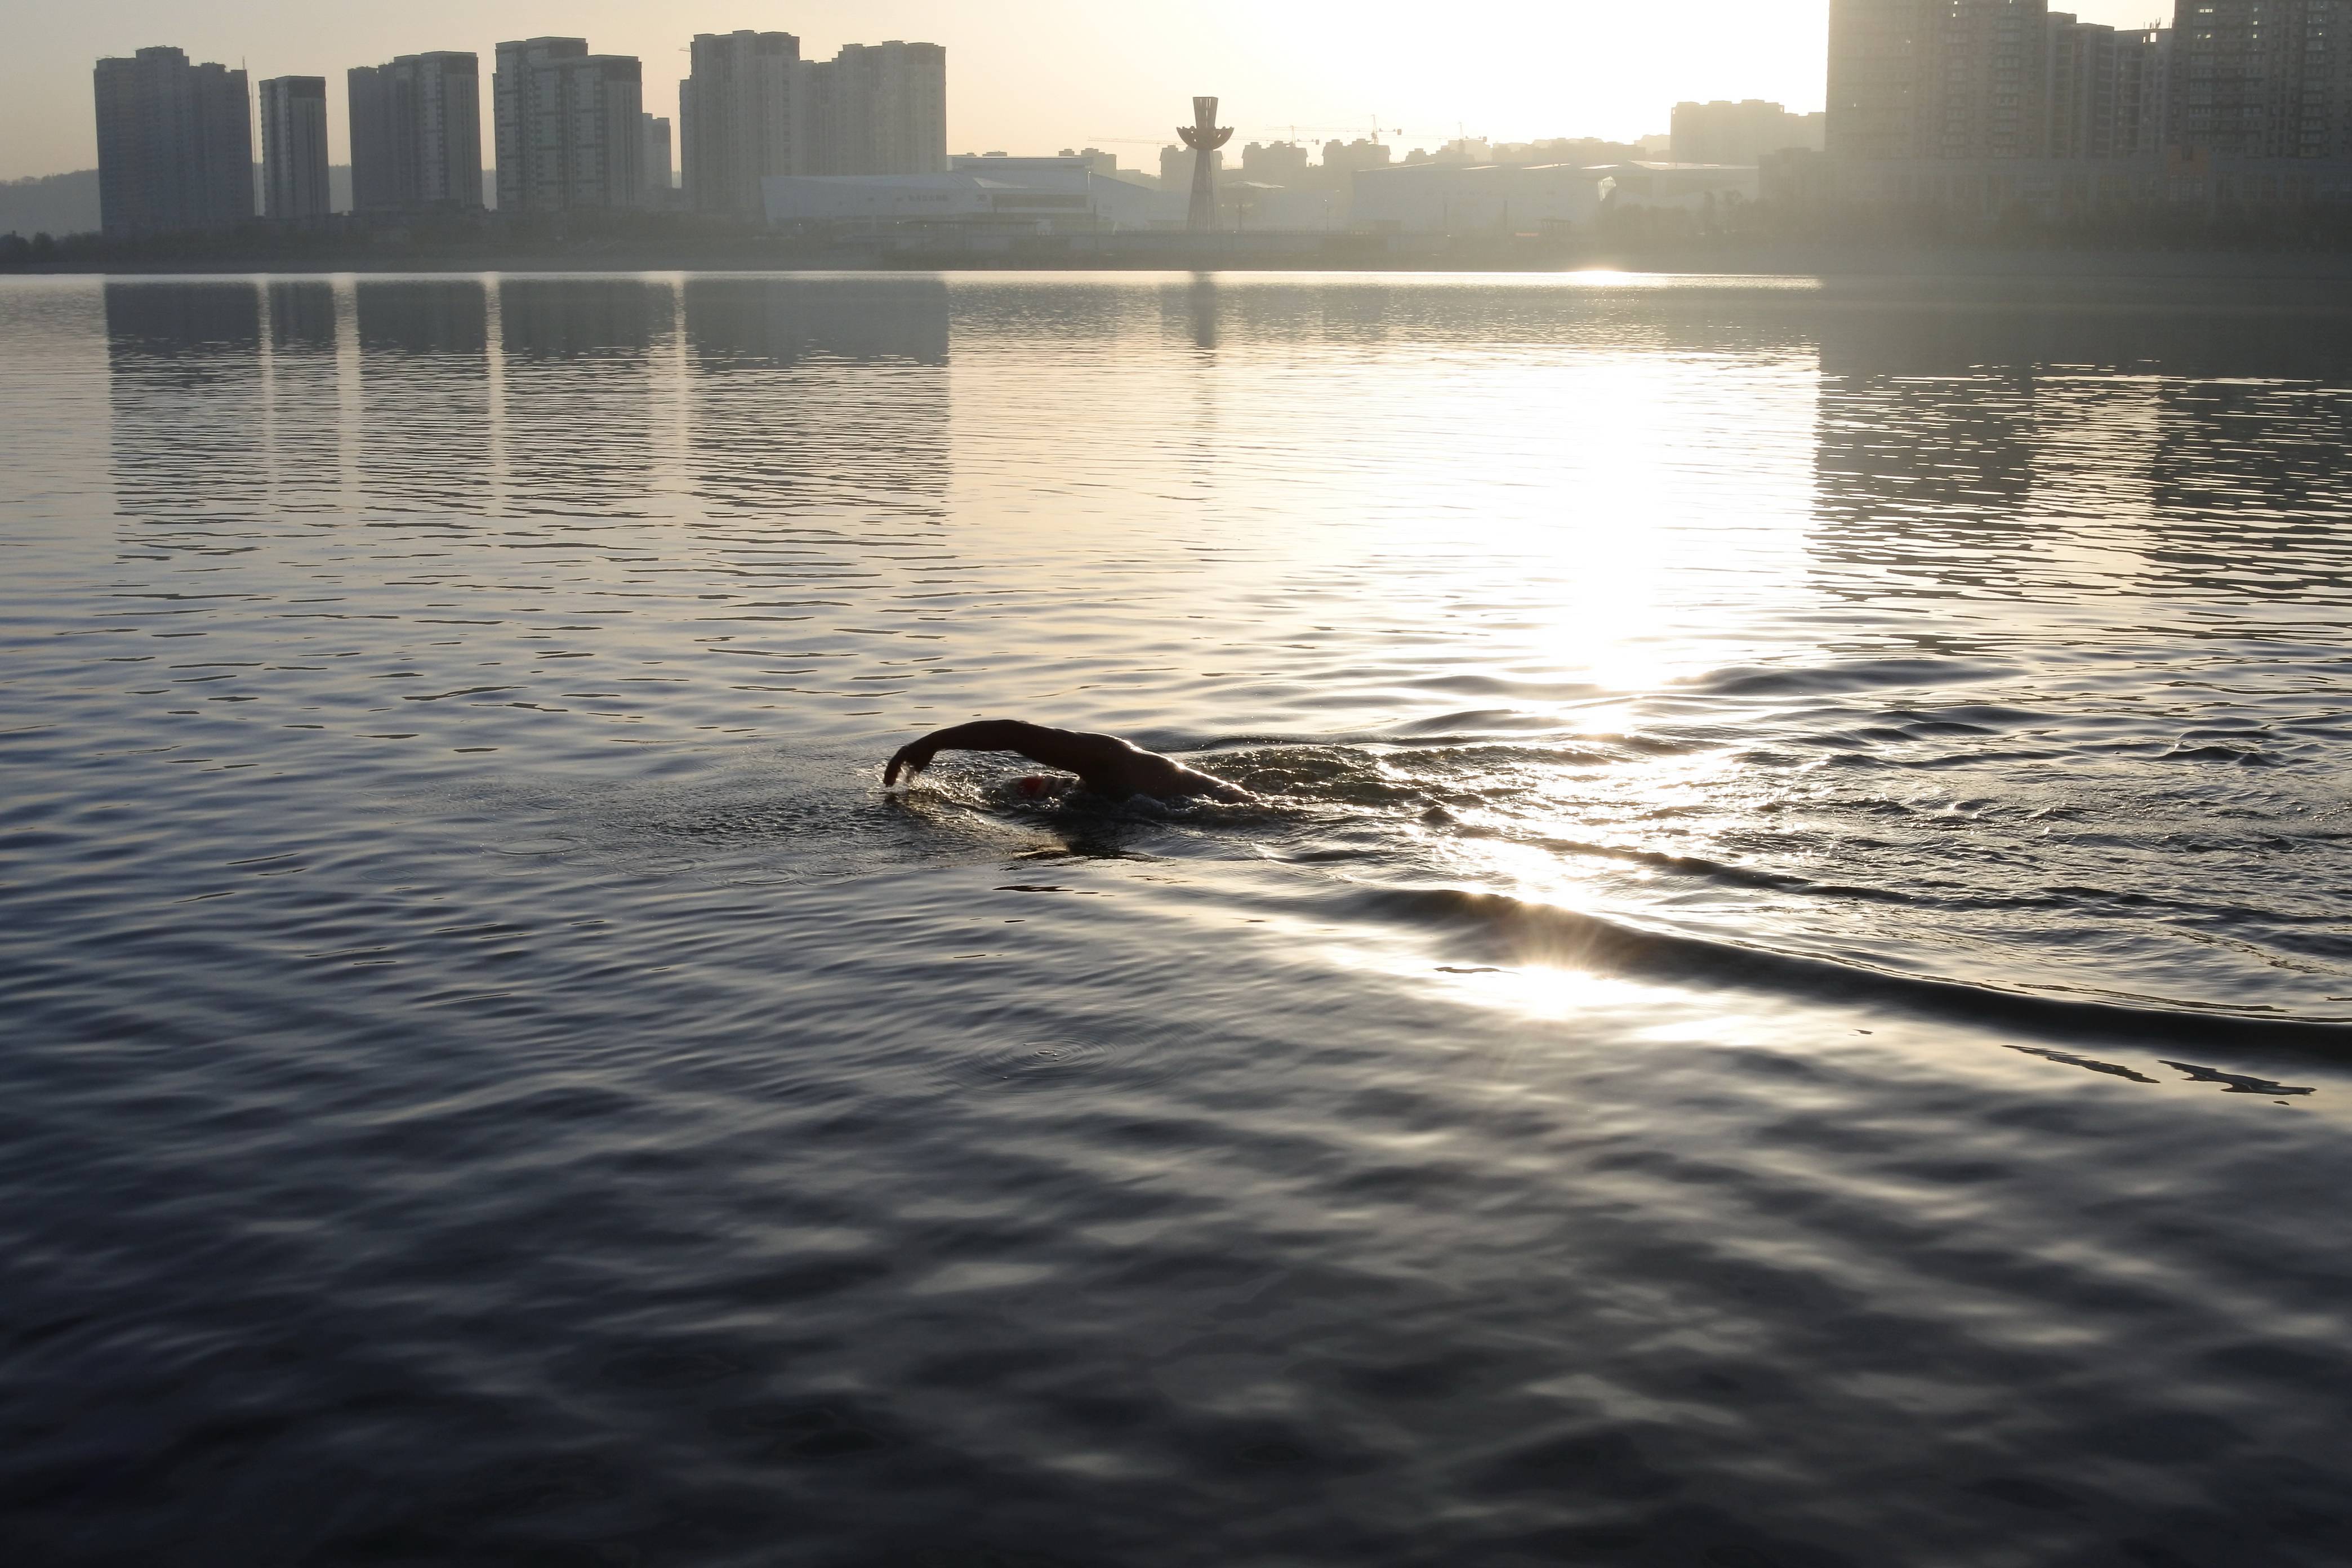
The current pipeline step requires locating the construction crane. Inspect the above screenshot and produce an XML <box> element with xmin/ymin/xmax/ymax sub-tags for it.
<box><xmin>1094</xmin><ymin>117</ymin><xmax>1411</xmax><ymax>149</ymax></box>
<box><xmin>1250</xmin><ymin>119</ymin><xmax>1406</xmax><ymax>145</ymax></box>
<box><xmin>1095</xmin><ymin>132</ymin><xmax>1310</xmax><ymax>150</ymax></box>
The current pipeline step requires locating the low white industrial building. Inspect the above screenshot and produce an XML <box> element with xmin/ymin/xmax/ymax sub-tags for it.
<box><xmin>1349</xmin><ymin>163</ymin><xmax>1605</xmax><ymax>233</ymax></box>
<box><xmin>763</xmin><ymin>154</ymin><xmax>1168</xmax><ymax>231</ymax></box>
<box><xmin>762</xmin><ymin>153</ymin><xmax>1351</xmax><ymax>234</ymax></box>
<box><xmin>1225</xmin><ymin>182</ymin><xmax>1342</xmax><ymax>230</ymax></box>
<box><xmin>1598</xmin><ymin>162</ymin><xmax>1762</xmax><ymax>219</ymax></box>
<box><xmin>1349</xmin><ymin>161</ymin><xmax>1759</xmax><ymax>234</ymax></box>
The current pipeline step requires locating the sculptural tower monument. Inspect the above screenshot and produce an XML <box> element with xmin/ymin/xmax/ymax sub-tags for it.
<box><xmin>1178</xmin><ymin>96</ymin><xmax>1232</xmax><ymax>231</ymax></box>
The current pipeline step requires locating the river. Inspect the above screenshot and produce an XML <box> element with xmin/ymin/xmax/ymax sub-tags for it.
<box><xmin>3</xmin><ymin>271</ymin><xmax>2349</xmax><ymax>1566</ymax></box>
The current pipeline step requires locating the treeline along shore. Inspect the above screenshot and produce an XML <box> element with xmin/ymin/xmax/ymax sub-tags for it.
<box><xmin>13</xmin><ymin>202</ymin><xmax>2352</xmax><ymax>278</ymax></box>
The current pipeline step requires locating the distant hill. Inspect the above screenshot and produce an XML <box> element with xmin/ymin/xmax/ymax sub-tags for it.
<box><xmin>1</xmin><ymin>171</ymin><xmax>100</xmax><ymax>238</ymax></box>
<box><xmin>1</xmin><ymin>167</ymin><xmax>503</xmax><ymax>237</ymax></box>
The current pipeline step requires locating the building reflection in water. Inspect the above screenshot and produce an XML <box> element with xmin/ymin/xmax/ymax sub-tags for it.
<box><xmin>1174</xmin><ymin>275</ymin><xmax>1219</xmax><ymax>351</ymax></box>
<box><xmin>680</xmin><ymin>277</ymin><xmax>950</xmax><ymax>517</ymax></box>
<box><xmin>501</xmin><ymin>278</ymin><xmax>663</xmax><ymax>359</ymax></box>
<box><xmin>105</xmin><ymin>282</ymin><xmax>268</xmax><ymax>527</ymax></box>
<box><xmin>102</xmin><ymin>275</ymin><xmax>962</xmax><ymax>529</ymax></box>
<box><xmin>2141</xmin><ymin>377</ymin><xmax>2352</xmax><ymax>600</ymax></box>
<box><xmin>683</xmin><ymin>276</ymin><xmax>948</xmax><ymax>367</ymax></box>
<box><xmin>109</xmin><ymin>273</ymin><xmax>2352</xmax><ymax>631</ymax></box>
<box><xmin>105</xmin><ymin>279</ymin><xmax>261</xmax><ymax>351</ymax></box>
<box><xmin>496</xmin><ymin>278</ymin><xmax>666</xmax><ymax>517</ymax></box>
<box><xmin>357</xmin><ymin>280</ymin><xmax>488</xmax><ymax>355</ymax></box>
<box><xmin>268</xmin><ymin>281</ymin><xmax>337</xmax><ymax>349</ymax></box>
<box><xmin>350</xmin><ymin>280</ymin><xmax>492</xmax><ymax>515</ymax></box>
<box><xmin>1810</xmin><ymin>284</ymin><xmax>2352</xmax><ymax>612</ymax></box>
<box><xmin>263</xmin><ymin>282</ymin><xmax>344</xmax><ymax>512</ymax></box>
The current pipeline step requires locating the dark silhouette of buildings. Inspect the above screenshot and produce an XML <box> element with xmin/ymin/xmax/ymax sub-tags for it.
<box><xmin>1828</xmin><ymin>0</ymin><xmax>2352</xmax><ymax>164</ymax></box>
<box><xmin>681</xmin><ymin>31</ymin><xmax>803</xmax><ymax>217</ymax></box>
<box><xmin>493</xmin><ymin>39</ymin><xmax>647</xmax><ymax>213</ymax></box>
<box><xmin>2045</xmin><ymin>17</ymin><xmax>2166</xmax><ymax>159</ymax></box>
<box><xmin>818</xmin><ymin>42</ymin><xmax>948</xmax><ymax>177</ymax></box>
<box><xmin>680</xmin><ymin>32</ymin><xmax>948</xmax><ymax>218</ymax></box>
<box><xmin>642</xmin><ymin>114</ymin><xmax>674</xmax><ymax>204</ymax></box>
<box><xmin>93</xmin><ymin>47</ymin><xmax>253</xmax><ymax>237</ymax></box>
<box><xmin>1818</xmin><ymin>1</ymin><xmax>2352</xmax><ymax>217</ymax></box>
<box><xmin>349</xmin><ymin>52</ymin><xmax>485</xmax><ymax>214</ymax></box>
<box><xmin>1826</xmin><ymin>1</ymin><xmax>2170</xmax><ymax>163</ymax></box>
<box><xmin>259</xmin><ymin>77</ymin><xmax>331</xmax><ymax>221</ymax></box>
<box><xmin>2172</xmin><ymin>0</ymin><xmax>2352</xmax><ymax>158</ymax></box>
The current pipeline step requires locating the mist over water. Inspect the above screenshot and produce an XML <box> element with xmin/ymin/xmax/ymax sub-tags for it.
<box><xmin>4</xmin><ymin>273</ymin><xmax>2351</xmax><ymax>1565</ymax></box>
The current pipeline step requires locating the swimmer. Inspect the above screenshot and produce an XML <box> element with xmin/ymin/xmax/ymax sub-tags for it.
<box><xmin>884</xmin><ymin>720</ymin><xmax>1253</xmax><ymax>804</ymax></box>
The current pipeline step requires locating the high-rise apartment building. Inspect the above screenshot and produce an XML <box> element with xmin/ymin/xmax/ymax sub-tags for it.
<box><xmin>1163</xmin><ymin>144</ymin><xmax>1225</xmax><ymax>187</ymax></box>
<box><xmin>2135</xmin><ymin>28</ymin><xmax>2176</xmax><ymax>154</ymax></box>
<box><xmin>680</xmin><ymin>32</ymin><xmax>945</xmax><ymax>215</ymax></box>
<box><xmin>1320</xmin><ymin>139</ymin><xmax>1393</xmax><ymax>175</ymax></box>
<box><xmin>259</xmin><ymin>76</ymin><xmax>331</xmax><ymax>220</ymax></box>
<box><xmin>2049</xmin><ymin>20</ymin><xmax>2108</xmax><ymax>159</ymax></box>
<box><xmin>1926</xmin><ymin>0</ymin><xmax>2055</xmax><ymax>160</ymax></box>
<box><xmin>1821</xmin><ymin>1</ymin><xmax>2352</xmax><ymax>213</ymax></box>
<box><xmin>817</xmin><ymin>42</ymin><xmax>948</xmax><ymax>177</ymax></box>
<box><xmin>1671</xmin><ymin>100</ymin><xmax>1827</xmax><ymax>164</ymax></box>
<box><xmin>1241</xmin><ymin>141</ymin><xmax>1311</xmax><ymax>184</ymax></box>
<box><xmin>1828</xmin><ymin>0</ymin><xmax>2175</xmax><ymax>161</ymax></box>
<box><xmin>1827</xmin><ymin>0</ymin><xmax>1935</xmax><ymax>160</ymax></box>
<box><xmin>493</xmin><ymin>38</ymin><xmax>647</xmax><ymax>212</ymax></box>
<box><xmin>681</xmin><ymin>30</ymin><xmax>802</xmax><ymax>216</ymax></box>
<box><xmin>349</xmin><ymin>52</ymin><xmax>484</xmax><ymax>212</ymax></box>
<box><xmin>92</xmin><ymin>46</ymin><xmax>255</xmax><ymax>236</ymax></box>
<box><xmin>2170</xmin><ymin>0</ymin><xmax>2352</xmax><ymax>158</ymax></box>
<box><xmin>2047</xmin><ymin>20</ymin><xmax>2175</xmax><ymax>159</ymax></box>
<box><xmin>494</xmin><ymin>37</ymin><xmax>584</xmax><ymax>211</ymax></box>
<box><xmin>642</xmin><ymin>115</ymin><xmax>675</xmax><ymax>203</ymax></box>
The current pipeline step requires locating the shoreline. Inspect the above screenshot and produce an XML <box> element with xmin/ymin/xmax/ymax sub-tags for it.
<box><xmin>11</xmin><ymin>242</ymin><xmax>2352</xmax><ymax>282</ymax></box>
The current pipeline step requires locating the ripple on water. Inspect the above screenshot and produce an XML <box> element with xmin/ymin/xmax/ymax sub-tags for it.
<box><xmin>932</xmin><ymin>1032</ymin><xmax>1193</xmax><ymax>1095</ymax></box>
<box><xmin>5</xmin><ymin>274</ymin><xmax>2352</xmax><ymax>1567</ymax></box>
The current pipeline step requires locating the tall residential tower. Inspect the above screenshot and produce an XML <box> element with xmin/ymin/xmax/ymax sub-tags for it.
<box><xmin>641</xmin><ymin>115</ymin><xmax>675</xmax><ymax>204</ymax></box>
<box><xmin>815</xmin><ymin>41</ymin><xmax>948</xmax><ymax>177</ymax></box>
<box><xmin>1827</xmin><ymin>0</ymin><xmax>2175</xmax><ymax>162</ymax></box>
<box><xmin>493</xmin><ymin>38</ymin><xmax>647</xmax><ymax>212</ymax></box>
<box><xmin>681</xmin><ymin>30</ymin><xmax>802</xmax><ymax>216</ymax></box>
<box><xmin>92</xmin><ymin>46</ymin><xmax>255</xmax><ymax>236</ymax></box>
<box><xmin>1825</xmin><ymin>0</ymin><xmax>1933</xmax><ymax>161</ymax></box>
<box><xmin>680</xmin><ymin>32</ymin><xmax>946</xmax><ymax>215</ymax></box>
<box><xmin>348</xmin><ymin>52</ymin><xmax>484</xmax><ymax>213</ymax></box>
<box><xmin>2169</xmin><ymin>0</ymin><xmax>2352</xmax><ymax>158</ymax></box>
<box><xmin>259</xmin><ymin>77</ymin><xmax>331</xmax><ymax>220</ymax></box>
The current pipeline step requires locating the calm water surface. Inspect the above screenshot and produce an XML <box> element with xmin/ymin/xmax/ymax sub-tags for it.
<box><xmin>4</xmin><ymin>271</ymin><xmax>2351</xmax><ymax>1566</ymax></box>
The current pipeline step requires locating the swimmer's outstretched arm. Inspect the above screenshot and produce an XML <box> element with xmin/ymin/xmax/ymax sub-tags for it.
<box><xmin>885</xmin><ymin>719</ymin><xmax>1253</xmax><ymax>803</ymax></box>
<box><xmin>884</xmin><ymin>720</ymin><xmax>1135</xmax><ymax>792</ymax></box>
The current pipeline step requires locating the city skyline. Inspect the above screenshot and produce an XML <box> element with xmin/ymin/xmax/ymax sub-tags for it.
<box><xmin>4</xmin><ymin>0</ymin><xmax>2170</xmax><ymax>182</ymax></box>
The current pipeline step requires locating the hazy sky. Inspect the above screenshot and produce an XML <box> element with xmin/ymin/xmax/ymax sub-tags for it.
<box><xmin>8</xmin><ymin>1</ymin><xmax>2176</xmax><ymax>179</ymax></box>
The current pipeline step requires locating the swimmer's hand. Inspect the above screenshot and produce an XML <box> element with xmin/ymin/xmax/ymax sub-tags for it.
<box><xmin>884</xmin><ymin>739</ymin><xmax>939</xmax><ymax>789</ymax></box>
